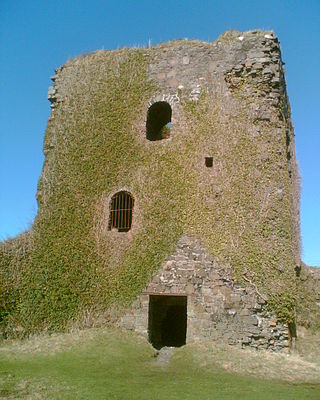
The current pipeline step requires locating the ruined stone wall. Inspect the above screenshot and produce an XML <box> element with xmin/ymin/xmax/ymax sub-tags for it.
<box><xmin>121</xmin><ymin>236</ymin><xmax>289</xmax><ymax>351</ymax></box>
<box><xmin>1</xmin><ymin>30</ymin><xmax>300</xmax><ymax>338</ymax></box>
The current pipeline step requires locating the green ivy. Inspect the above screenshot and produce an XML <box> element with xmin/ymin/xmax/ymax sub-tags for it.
<box><xmin>0</xmin><ymin>43</ymin><xmax>299</xmax><ymax>337</ymax></box>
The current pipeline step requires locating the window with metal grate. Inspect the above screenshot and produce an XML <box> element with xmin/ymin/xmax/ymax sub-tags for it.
<box><xmin>108</xmin><ymin>191</ymin><xmax>134</xmax><ymax>232</ymax></box>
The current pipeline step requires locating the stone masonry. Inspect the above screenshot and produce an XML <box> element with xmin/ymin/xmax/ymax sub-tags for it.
<box><xmin>43</xmin><ymin>30</ymin><xmax>298</xmax><ymax>350</ymax></box>
<box><xmin>121</xmin><ymin>236</ymin><xmax>290</xmax><ymax>351</ymax></box>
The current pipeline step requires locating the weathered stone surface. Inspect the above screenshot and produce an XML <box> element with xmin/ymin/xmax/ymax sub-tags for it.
<box><xmin>120</xmin><ymin>236</ymin><xmax>289</xmax><ymax>351</ymax></box>
<box><xmin>44</xmin><ymin>29</ymin><xmax>297</xmax><ymax>351</ymax></box>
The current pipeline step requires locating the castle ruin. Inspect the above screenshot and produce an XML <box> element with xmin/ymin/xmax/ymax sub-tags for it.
<box><xmin>1</xmin><ymin>30</ymin><xmax>300</xmax><ymax>350</ymax></box>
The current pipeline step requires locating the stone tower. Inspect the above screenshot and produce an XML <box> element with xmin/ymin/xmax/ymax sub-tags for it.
<box><xmin>1</xmin><ymin>30</ymin><xmax>300</xmax><ymax>349</ymax></box>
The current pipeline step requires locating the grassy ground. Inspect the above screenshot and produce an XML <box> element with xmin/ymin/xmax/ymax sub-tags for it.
<box><xmin>0</xmin><ymin>327</ymin><xmax>319</xmax><ymax>399</ymax></box>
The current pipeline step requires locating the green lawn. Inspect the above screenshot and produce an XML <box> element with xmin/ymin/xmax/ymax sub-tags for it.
<box><xmin>0</xmin><ymin>328</ymin><xmax>319</xmax><ymax>399</ymax></box>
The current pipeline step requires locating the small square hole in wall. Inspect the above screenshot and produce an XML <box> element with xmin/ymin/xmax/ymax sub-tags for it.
<box><xmin>205</xmin><ymin>156</ymin><xmax>213</xmax><ymax>168</ymax></box>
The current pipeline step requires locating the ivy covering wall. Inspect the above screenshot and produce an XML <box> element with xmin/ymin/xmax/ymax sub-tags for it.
<box><xmin>0</xmin><ymin>35</ymin><xmax>301</xmax><ymax>337</ymax></box>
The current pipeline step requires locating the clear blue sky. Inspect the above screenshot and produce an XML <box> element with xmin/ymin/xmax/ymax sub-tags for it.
<box><xmin>1</xmin><ymin>1</ymin><xmax>319</xmax><ymax>266</ymax></box>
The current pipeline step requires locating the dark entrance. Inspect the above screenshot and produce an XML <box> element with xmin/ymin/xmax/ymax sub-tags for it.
<box><xmin>146</xmin><ymin>101</ymin><xmax>172</xmax><ymax>141</ymax></box>
<box><xmin>148</xmin><ymin>295</ymin><xmax>187</xmax><ymax>350</ymax></box>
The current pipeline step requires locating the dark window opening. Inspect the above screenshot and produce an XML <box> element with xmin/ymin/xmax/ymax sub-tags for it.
<box><xmin>148</xmin><ymin>295</ymin><xmax>187</xmax><ymax>350</ymax></box>
<box><xmin>286</xmin><ymin>128</ymin><xmax>293</xmax><ymax>178</ymax></box>
<box><xmin>286</xmin><ymin>128</ymin><xmax>291</xmax><ymax>162</ymax></box>
<box><xmin>205</xmin><ymin>156</ymin><xmax>213</xmax><ymax>167</ymax></box>
<box><xmin>108</xmin><ymin>191</ymin><xmax>134</xmax><ymax>232</ymax></box>
<box><xmin>146</xmin><ymin>101</ymin><xmax>172</xmax><ymax>141</ymax></box>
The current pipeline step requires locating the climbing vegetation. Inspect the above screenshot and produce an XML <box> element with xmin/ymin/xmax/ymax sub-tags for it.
<box><xmin>0</xmin><ymin>42</ymin><xmax>299</xmax><ymax>337</ymax></box>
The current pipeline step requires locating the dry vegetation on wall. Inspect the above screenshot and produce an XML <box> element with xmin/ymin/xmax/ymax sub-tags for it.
<box><xmin>296</xmin><ymin>264</ymin><xmax>320</xmax><ymax>330</ymax></box>
<box><xmin>0</xmin><ymin>39</ymin><xmax>301</xmax><ymax>337</ymax></box>
<box><xmin>183</xmin><ymin>94</ymin><xmax>297</xmax><ymax>323</ymax></box>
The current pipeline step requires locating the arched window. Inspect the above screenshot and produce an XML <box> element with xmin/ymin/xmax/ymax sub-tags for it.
<box><xmin>108</xmin><ymin>191</ymin><xmax>134</xmax><ymax>232</ymax></box>
<box><xmin>146</xmin><ymin>101</ymin><xmax>172</xmax><ymax>141</ymax></box>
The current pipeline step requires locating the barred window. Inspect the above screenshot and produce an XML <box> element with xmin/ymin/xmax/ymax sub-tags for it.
<box><xmin>108</xmin><ymin>191</ymin><xmax>134</xmax><ymax>232</ymax></box>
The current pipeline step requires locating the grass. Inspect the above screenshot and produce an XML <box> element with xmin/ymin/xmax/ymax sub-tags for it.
<box><xmin>1</xmin><ymin>327</ymin><xmax>319</xmax><ymax>399</ymax></box>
